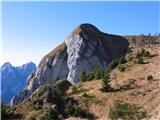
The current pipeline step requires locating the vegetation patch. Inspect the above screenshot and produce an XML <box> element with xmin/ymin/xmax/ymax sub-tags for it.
<box><xmin>43</xmin><ymin>107</ymin><xmax>60</xmax><ymax>120</ymax></box>
<box><xmin>1</xmin><ymin>103</ymin><xmax>23</xmax><ymax>119</ymax></box>
<box><xmin>71</xmin><ymin>86</ymin><xmax>88</xmax><ymax>95</ymax></box>
<box><xmin>146</xmin><ymin>74</ymin><xmax>154</xmax><ymax>81</ymax></box>
<box><xmin>135</xmin><ymin>48</ymin><xmax>151</xmax><ymax>64</ymax></box>
<box><xmin>109</xmin><ymin>101</ymin><xmax>147</xmax><ymax>120</ymax></box>
<box><xmin>118</xmin><ymin>64</ymin><xmax>125</xmax><ymax>72</ymax></box>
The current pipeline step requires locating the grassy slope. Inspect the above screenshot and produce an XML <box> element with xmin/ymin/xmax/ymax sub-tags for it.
<box><xmin>5</xmin><ymin>37</ymin><xmax>160</xmax><ymax>120</ymax></box>
<box><xmin>67</xmin><ymin>45</ymin><xmax>160</xmax><ymax>120</ymax></box>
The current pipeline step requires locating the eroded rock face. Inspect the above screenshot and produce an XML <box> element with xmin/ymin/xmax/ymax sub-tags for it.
<box><xmin>65</xmin><ymin>33</ymin><xmax>108</xmax><ymax>84</ymax></box>
<box><xmin>27</xmin><ymin>44</ymin><xmax>68</xmax><ymax>91</ymax></box>
<box><xmin>11</xmin><ymin>23</ymin><xmax>129</xmax><ymax>106</ymax></box>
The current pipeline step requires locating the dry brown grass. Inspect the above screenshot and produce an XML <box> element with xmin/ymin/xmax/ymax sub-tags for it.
<box><xmin>71</xmin><ymin>26</ymin><xmax>82</xmax><ymax>36</ymax></box>
<box><xmin>67</xmin><ymin>45</ymin><xmax>160</xmax><ymax>120</ymax></box>
<box><xmin>9</xmin><ymin>45</ymin><xmax>160</xmax><ymax>120</ymax></box>
<box><xmin>39</xmin><ymin>42</ymin><xmax>66</xmax><ymax>67</ymax></box>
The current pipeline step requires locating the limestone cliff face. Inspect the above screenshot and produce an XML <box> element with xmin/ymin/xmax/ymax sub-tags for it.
<box><xmin>11</xmin><ymin>23</ymin><xmax>129</xmax><ymax>106</ymax></box>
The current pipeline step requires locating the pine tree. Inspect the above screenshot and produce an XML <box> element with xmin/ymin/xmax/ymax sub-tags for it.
<box><xmin>101</xmin><ymin>66</ymin><xmax>113</xmax><ymax>92</ymax></box>
<box><xmin>101</xmin><ymin>72</ymin><xmax>112</xmax><ymax>92</ymax></box>
<box><xmin>87</xmin><ymin>72</ymin><xmax>94</xmax><ymax>81</ymax></box>
<box><xmin>80</xmin><ymin>70</ymin><xmax>87</xmax><ymax>82</ymax></box>
<box><xmin>94</xmin><ymin>65</ymin><xmax>101</xmax><ymax>80</ymax></box>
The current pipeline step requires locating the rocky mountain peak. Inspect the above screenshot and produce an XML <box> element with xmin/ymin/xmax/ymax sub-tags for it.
<box><xmin>71</xmin><ymin>23</ymin><xmax>100</xmax><ymax>36</ymax></box>
<box><xmin>1</xmin><ymin>62</ymin><xmax>36</xmax><ymax>103</ymax></box>
<box><xmin>70</xmin><ymin>23</ymin><xmax>100</xmax><ymax>37</ymax></box>
<box><xmin>2</xmin><ymin>62</ymin><xmax>13</xmax><ymax>69</ymax></box>
<box><xmin>11</xmin><ymin>23</ymin><xmax>129</xmax><ymax>106</ymax></box>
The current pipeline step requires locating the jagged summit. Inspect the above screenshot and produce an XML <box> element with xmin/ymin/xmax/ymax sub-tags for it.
<box><xmin>2</xmin><ymin>62</ymin><xmax>12</xmax><ymax>68</ymax></box>
<box><xmin>11</xmin><ymin>24</ymin><xmax>129</xmax><ymax>106</ymax></box>
<box><xmin>1</xmin><ymin>62</ymin><xmax>36</xmax><ymax>103</ymax></box>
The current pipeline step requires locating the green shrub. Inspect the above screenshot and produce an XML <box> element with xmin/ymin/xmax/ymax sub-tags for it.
<box><xmin>43</xmin><ymin>108</ymin><xmax>59</xmax><ymax>120</ymax></box>
<box><xmin>118</xmin><ymin>65</ymin><xmax>125</xmax><ymax>72</ymax></box>
<box><xmin>54</xmin><ymin>81</ymin><xmax>67</xmax><ymax>97</ymax></box>
<box><xmin>136</xmin><ymin>56</ymin><xmax>144</xmax><ymax>64</ymax></box>
<box><xmin>71</xmin><ymin>86</ymin><xmax>87</xmax><ymax>95</ymax></box>
<box><xmin>107</xmin><ymin>59</ymin><xmax>119</xmax><ymax>71</ymax></box>
<box><xmin>109</xmin><ymin>101</ymin><xmax>147</xmax><ymax>120</ymax></box>
<box><xmin>146</xmin><ymin>75</ymin><xmax>154</xmax><ymax>81</ymax></box>
<box><xmin>119</xmin><ymin>56</ymin><xmax>127</xmax><ymax>64</ymax></box>
<box><xmin>32</xmin><ymin>99</ymin><xmax>43</xmax><ymax>110</ymax></box>
<box><xmin>106</xmin><ymin>56</ymin><xmax>126</xmax><ymax>72</ymax></box>
<box><xmin>140</xmin><ymin>49</ymin><xmax>150</xmax><ymax>57</ymax></box>
<box><xmin>126</xmin><ymin>47</ymin><xmax>132</xmax><ymax>54</ymax></box>
<box><xmin>82</xmin><ymin>92</ymin><xmax>89</xmax><ymax>97</ymax></box>
<box><xmin>1</xmin><ymin>103</ymin><xmax>23</xmax><ymax>119</ymax></box>
<box><xmin>94</xmin><ymin>65</ymin><xmax>101</xmax><ymax>80</ymax></box>
<box><xmin>64</xmin><ymin>99</ymin><xmax>94</xmax><ymax>119</ymax></box>
<box><xmin>80</xmin><ymin>70</ymin><xmax>87</xmax><ymax>82</ymax></box>
<box><xmin>29</xmin><ymin>116</ymin><xmax>36</xmax><ymax>120</ymax></box>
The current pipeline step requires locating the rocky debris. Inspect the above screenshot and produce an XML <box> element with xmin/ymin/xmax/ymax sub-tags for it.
<box><xmin>11</xmin><ymin>23</ymin><xmax>129</xmax><ymax>106</ymax></box>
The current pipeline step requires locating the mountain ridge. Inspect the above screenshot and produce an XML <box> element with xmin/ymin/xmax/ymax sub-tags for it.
<box><xmin>2</xmin><ymin>23</ymin><xmax>160</xmax><ymax>120</ymax></box>
<box><xmin>1</xmin><ymin>61</ymin><xmax>36</xmax><ymax>103</ymax></box>
<box><xmin>11</xmin><ymin>23</ymin><xmax>129</xmax><ymax>106</ymax></box>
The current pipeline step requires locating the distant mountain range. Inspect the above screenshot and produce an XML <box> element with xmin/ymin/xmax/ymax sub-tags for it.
<box><xmin>1</xmin><ymin>62</ymin><xmax>36</xmax><ymax>103</ymax></box>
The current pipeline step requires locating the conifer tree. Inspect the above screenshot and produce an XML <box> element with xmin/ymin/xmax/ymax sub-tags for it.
<box><xmin>80</xmin><ymin>70</ymin><xmax>87</xmax><ymax>82</ymax></box>
<box><xmin>94</xmin><ymin>65</ymin><xmax>101</xmax><ymax>80</ymax></box>
<box><xmin>102</xmin><ymin>72</ymin><xmax>112</xmax><ymax>92</ymax></box>
<box><xmin>101</xmin><ymin>65</ymin><xmax>113</xmax><ymax>92</ymax></box>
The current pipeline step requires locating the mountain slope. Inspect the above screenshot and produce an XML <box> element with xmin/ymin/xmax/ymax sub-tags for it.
<box><xmin>1</xmin><ymin>62</ymin><xmax>36</xmax><ymax>103</ymax></box>
<box><xmin>11</xmin><ymin>23</ymin><xmax>129</xmax><ymax>106</ymax></box>
<box><xmin>5</xmin><ymin>41</ymin><xmax>160</xmax><ymax>120</ymax></box>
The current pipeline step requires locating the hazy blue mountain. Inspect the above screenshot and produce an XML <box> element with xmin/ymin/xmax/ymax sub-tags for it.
<box><xmin>1</xmin><ymin>62</ymin><xmax>36</xmax><ymax>104</ymax></box>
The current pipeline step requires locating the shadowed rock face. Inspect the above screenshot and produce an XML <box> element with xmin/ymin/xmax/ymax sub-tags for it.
<box><xmin>11</xmin><ymin>23</ymin><xmax>129</xmax><ymax>106</ymax></box>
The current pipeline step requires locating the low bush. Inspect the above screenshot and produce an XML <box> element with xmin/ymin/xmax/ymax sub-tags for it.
<box><xmin>126</xmin><ymin>47</ymin><xmax>133</xmax><ymax>54</ymax></box>
<box><xmin>1</xmin><ymin>103</ymin><xmax>23</xmax><ymax>119</ymax></box>
<box><xmin>29</xmin><ymin>116</ymin><xmax>36</xmax><ymax>120</ymax></box>
<box><xmin>136</xmin><ymin>56</ymin><xmax>144</xmax><ymax>64</ymax></box>
<box><xmin>31</xmin><ymin>99</ymin><xmax>43</xmax><ymax>110</ymax></box>
<box><xmin>146</xmin><ymin>75</ymin><xmax>154</xmax><ymax>81</ymax></box>
<box><xmin>118</xmin><ymin>65</ymin><xmax>125</xmax><ymax>72</ymax></box>
<box><xmin>107</xmin><ymin>59</ymin><xmax>119</xmax><ymax>71</ymax></box>
<box><xmin>64</xmin><ymin>99</ymin><xmax>94</xmax><ymax>119</ymax></box>
<box><xmin>109</xmin><ymin>101</ymin><xmax>147</xmax><ymax>120</ymax></box>
<box><xmin>43</xmin><ymin>108</ymin><xmax>59</xmax><ymax>120</ymax></box>
<box><xmin>71</xmin><ymin>86</ymin><xmax>87</xmax><ymax>95</ymax></box>
<box><xmin>135</xmin><ymin>49</ymin><xmax>151</xmax><ymax>64</ymax></box>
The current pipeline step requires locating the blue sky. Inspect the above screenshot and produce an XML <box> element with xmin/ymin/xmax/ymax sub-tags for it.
<box><xmin>1</xmin><ymin>1</ymin><xmax>159</xmax><ymax>66</ymax></box>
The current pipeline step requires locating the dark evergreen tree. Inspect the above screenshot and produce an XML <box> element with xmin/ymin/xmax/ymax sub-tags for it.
<box><xmin>87</xmin><ymin>72</ymin><xmax>94</xmax><ymax>81</ymax></box>
<box><xmin>101</xmin><ymin>72</ymin><xmax>112</xmax><ymax>92</ymax></box>
<box><xmin>94</xmin><ymin>65</ymin><xmax>101</xmax><ymax>80</ymax></box>
<box><xmin>80</xmin><ymin>70</ymin><xmax>87</xmax><ymax>82</ymax></box>
<box><xmin>101</xmin><ymin>64</ymin><xmax>113</xmax><ymax>92</ymax></box>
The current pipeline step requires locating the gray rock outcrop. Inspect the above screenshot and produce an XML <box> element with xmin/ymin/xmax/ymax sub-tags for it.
<box><xmin>11</xmin><ymin>23</ymin><xmax>129</xmax><ymax>106</ymax></box>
